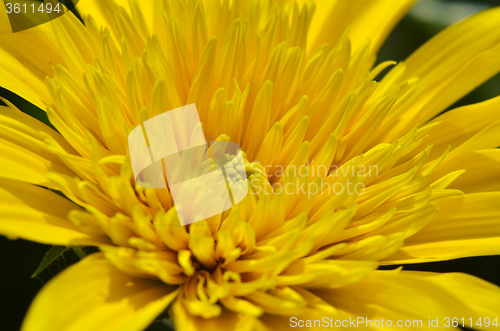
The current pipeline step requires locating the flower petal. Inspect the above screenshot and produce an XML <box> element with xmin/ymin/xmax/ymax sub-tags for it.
<box><xmin>76</xmin><ymin>0</ymin><xmax>153</xmax><ymax>39</ymax></box>
<box><xmin>445</xmin><ymin>119</ymin><xmax>500</xmax><ymax>161</ymax></box>
<box><xmin>403</xmin><ymin>6</ymin><xmax>500</xmax><ymax>89</ymax></box>
<box><xmin>307</xmin><ymin>0</ymin><xmax>417</xmax><ymax>55</ymax></box>
<box><xmin>0</xmin><ymin>103</ymin><xmax>74</xmax><ymax>153</ymax></box>
<box><xmin>0</xmin><ymin>178</ymin><xmax>109</xmax><ymax>246</ymax></box>
<box><xmin>405</xmin><ymin>271</ymin><xmax>500</xmax><ymax>318</ymax></box>
<box><xmin>403</xmin><ymin>95</ymin><xmax>500</xmax><ymax>163</ymax></box>
<box><xmin>0</xmin><ymin>49</ymin><xmax>48</xmax><ymax>109</ymax></box>
<box><xmin>0</xmin><ymin>3</ymin><xmax>64</xmax><ymax>109</ymax></box>
<box><xmin>22</xmin><ymin>253</ymin><xmax>179</xmax><ymax>331</ymax></box>
<box><xmin>431</xmin><ymin>150</ymin><xmax>500</xmax><ymax>194</ymax></box>
<box><xmin>171</xmin><ymin>300</ymin><xmax>267</xmax><ymax>331</ymax></box>
<box><xmin>75</xmin><ymin>0</ymin><xmax>116</xmax><ymax>33</ymax></box>
<box><xmin>384</xmin><ymin>193</ymin><xmax>500</xmax><ymax>264</ymax></box>
<box><xmin>313</xmin><ymin>270</ymin><xmax>500</xmax><ymax>323</ymax></box>
<box><xmin>0</xmin><ymin>138</ymin><xmax>57</xmax><ymax>187</ymax></box>
<box><xmin>385</xmin><ymin>6</ymin><xmax>500</xmax><ymax>137</ymax></box>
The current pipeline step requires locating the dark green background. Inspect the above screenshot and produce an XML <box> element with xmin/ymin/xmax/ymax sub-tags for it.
<box><xmin>1</xmin><ymin>0</ymin><xmax>500</xmax><ymax>330</ymax></box>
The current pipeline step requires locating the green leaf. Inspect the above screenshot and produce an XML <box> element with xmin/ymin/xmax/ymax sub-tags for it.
<box><xmin>31</xmin><ymin>245</ymin><xmax>69</xmax><ymax>278</ymax></box>
<box><xmin>71</xmin><ymin>246</ymin><xmax>87</xmax><ymax>259</ymax></box>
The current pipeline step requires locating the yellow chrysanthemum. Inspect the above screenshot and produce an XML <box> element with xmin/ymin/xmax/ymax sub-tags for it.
<box><xmin>1</xmin><ymin>0</ymin><xmax>500</xmax><ymax>330</ymax></box>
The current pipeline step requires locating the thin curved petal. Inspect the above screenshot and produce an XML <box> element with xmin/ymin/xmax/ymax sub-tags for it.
<box><xmin>313</xmin><ymin>270</ymin><xmax>500</xmax><ymax>324</ymax></box>
<box><xmin>0</xmin><ymin>2</ymin><xmax>64</xmax><ymax>109</ymax></box>
<box><xmin>0</xmin><ymin>178</ymin><xmax>109</xmax><ymax>246</ymax></box>
<box><xmin>401</xmin><ymin>95</ymin><xmax>500</xmax><ymax>163</ymax></box>
<box><xmin>75</xmin><ymin>0</ymin><xmax>116</xmax><ymax>33</ymax></box>
<box><xmin>76</xmin><ymin>0</ymin><xmax>153</xmax><ymax>40</ymax></box>
<box><xmin>22</xmin><ymin>253</ymin><xmax>179</xmax><ymax>331</ymax></box>
<box><xmin>384</xmin><ymin>193</ymin><xmax>500</xmax><ymax>264</ymax></box>
<box><xmin>384</xmin><ymin>6</ymin><xmax>500</xmax><ymax>138</ymax></box>
<box><xmin>0</xmin><ymin>104</ymin><xmax>81</xmax><ymax>188</ymax></box>
<box><xmin>0</xmin><ymin>104</ymin><xmax>74</xmax><ymax>152</ymax></box>
<box><xmin>444</xmin><ymin>119</ymin><xmax>500</xmax><ymax>161</ymax></box>
<box><xmin>417</xmin><ymin>47</ymin><xmax>500</xmax><ymax>125</ymax></box>
<box><xmin>403</xmin><ymin>6</ymin><xmax>500</xmax><ymax>87</ymax></box>
<box><xmin>0</xmin><ymin>49</ymin><xmax>48</xmax><ymax>109</ymax></box>
<box><xmin>171</xmin><ymin>300</ymin><xmax>268</xmax><ymax>331</ymax></box>
<box><xmin>431</xmin><ymin>150</ymin><xmax>500</xmax><ymax>194</ymax></box>
<box><xmin>0</xmin><ymin>138</ymin><xmax>58</xmax><ymax>187</ymax></box>
<box><xmin>405</xmin><ymin>271</ymin><xmax>500</xmax><ymax>318</ymax></box>
<box><xmin>307</xmin><ymin>0</ymin><xmax>417</xmax><ymax>55</ymax></box>
<box><xmin>258</xmin><ymin>288</ymin><xmax>357</xmax><ymax>330</ymax></box>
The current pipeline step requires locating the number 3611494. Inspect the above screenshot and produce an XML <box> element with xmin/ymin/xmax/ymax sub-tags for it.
<box><xmin>5</xmin><ymin>2</ymin><xmax>61</xmax><ymax>14</ymax></box>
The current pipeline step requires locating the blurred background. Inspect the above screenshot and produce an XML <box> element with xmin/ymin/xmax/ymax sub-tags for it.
<box><xmin>1</xmin><ymin>0</ymin><xmax>500</xmax><ymax>330</ymax></box>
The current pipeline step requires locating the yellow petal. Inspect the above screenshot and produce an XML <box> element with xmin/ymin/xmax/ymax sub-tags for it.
<box><xmin>406</xmin><ymin>271</ymin><xmax>500</xmax><ymax>318</ymax></box>
<box><xmin>0</xmin><ymin>2</ymin><xmax>63</xmax><ymax>108</ymax></box>
<box><xmin>307</xmin><ymin>0</ymin><xmax>416</xmax><ymax>55</ymax></box>
<box><xmin>0</xmin><ymin>103</ymin><xmax>76</xmax><ymax>186</ymax></box>
<box><xmin>0</xmin><ymin>103</ymin><xmax>75</xmax><ymax>153</ymax></box>
<box><xmin>445</xmin><ymin>119</ymin><xmax>500</xmax><ymax>160</ymax></box>
<box><xmin>412</xmin><ymin>45</ymin><xmax>500</xmax><ymax>135</ymax></box>
<box><xmin>76</xmin><ymin>0</ymin><xmax>154</xmax><ymax>38</ymax></box>
<box><xmin>0</xmin><ymin>49</ymin><xmax>48</xmax><ymax>109</ymax></box>
<box><xmin>403</xmin><ymin>6</ymin><xmax>500</xmax><ymax>89</ymax></box>
<box><xmin>245</xmin><ymin>289</ymin><xmax>306</xmax><ymax>315</ymax></box>
<box><xmin>280</xmin><ymin>259</ymin><xmax>377</xmax><ymax>289</ymax></box>
<box><xmin>314</xmin><ymin>270</ymin><xmax>500</xmax><ymax>324</ymax></box>
<box><xmin>171</xmin><ymin>299</ymin><xmax>266</xmax><ymax>331</ymax></box>
<box><xmin>405</xmin><ymin>95</ymin><xmax>500</xmax><ymax>163</ymax></box>
<box><xmin>387</xmin><ymin>6</ymin><xmax>500</xmax><ymax>136</ymax></box>
<box><xmin>260</xmin><ymin>286</ymin><xmax>348</xmax><ymax>328</ymax></box>
<box><xmin>0</xmin><ymin>1</ymin><xmax>62</xmax><ymax>76</ymax></box>
<box><xmin>255</xmin><ymin>122</ymin><xmax>283</xmax><ymax>166</ymax></box>
<box><xmin>75</xmin><ymin>0</ymin><xmax>119</xmax><ymax>39</ymax></box>
<box><xmin>0</xmin><ymin>138</ymin><xmax>58</xmax><ymax>187</ymax></box>
<box><xmin>0</xmin><ymin>178</ymin><xmax>109</xmax><ymax>246</ymax></box>
<box><xmin>431</xmin><ymin>150</ymin><xmax>500</xmax><ymax>194</ymax></box>
<box><xmin>22</xmin><ymin>253</ymin><xmax>179</xmax><ymax>331</ymax></box>
<box><xmin>385</xmin><ymin>193</ymin><xmax>500</xmax><ymax>263</ymax></box>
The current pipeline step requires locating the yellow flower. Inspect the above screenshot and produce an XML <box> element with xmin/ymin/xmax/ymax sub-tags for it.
<box><xmin>1</xmin><ymin>0</ymin><xmax>500</xmax><ymax>330</ymax></box>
